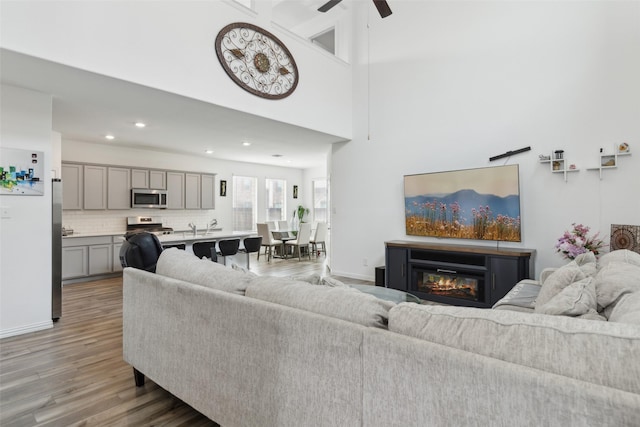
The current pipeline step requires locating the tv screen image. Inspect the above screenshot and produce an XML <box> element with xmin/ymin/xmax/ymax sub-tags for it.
<box><xmin>404</xmin><ymin>164</ymin><xmax>521</xmax><ymax>242</ymax></box>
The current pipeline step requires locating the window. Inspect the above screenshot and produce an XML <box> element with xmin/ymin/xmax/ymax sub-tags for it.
<box><xmin>313</xmin><ymin>179</ymin><xmax>328</xmax><ymax>223</ymax></box>
<box><xmin>233</xmin><ymin>176</ymin><xmax>257</xmax><ymax>232</ymax></box>
<box><xmin>266</xmin><ymin>178</ymin><xmax>286</xmax><ymax>221</ymax></box>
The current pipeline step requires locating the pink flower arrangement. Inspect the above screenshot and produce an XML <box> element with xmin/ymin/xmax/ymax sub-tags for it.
<box><xmin>555</xmin><ymin>223</ymin><xmax>605</xmax><ymax>260</ymax></box>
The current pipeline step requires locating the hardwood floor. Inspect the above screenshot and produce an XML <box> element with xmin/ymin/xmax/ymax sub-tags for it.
<box><xmin>0</xmin><ymin>254</ymin><xmax>371</xmax><ymax>426</ymax></box>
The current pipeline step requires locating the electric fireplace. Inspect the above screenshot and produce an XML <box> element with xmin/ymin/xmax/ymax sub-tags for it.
<box><xmin>414</xmin><ymin>268</ymin><xmax>484</xmax><ymax>303</ymax></box>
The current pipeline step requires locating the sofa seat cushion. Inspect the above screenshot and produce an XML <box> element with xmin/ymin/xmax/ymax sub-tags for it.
<box><xmin>388</xmin><ymin>303</ymin><xmax>640</xmax><ymax>394</ymax></box>
<box><xmin>245</xmin><ymin>278</ymin><xmax>395</xmax><ymax>328</ymax></box>
<box><xmin>156</xmin><ymin>248</ymin><xmax>253</xmax><ymax>295</ymax></box>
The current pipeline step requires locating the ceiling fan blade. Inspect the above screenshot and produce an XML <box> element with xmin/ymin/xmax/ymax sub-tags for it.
<box><xmin>318</xmin><ymin>0</ymin><xmax>343</xmax><ymax>13</ymax></box>
<box><xmin>372</xmin><ymin>0</ymin><xmax>392</xmax><ymax>18</ymax></box>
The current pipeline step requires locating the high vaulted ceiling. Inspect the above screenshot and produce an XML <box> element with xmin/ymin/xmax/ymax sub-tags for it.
<box><xmin>1</xmin><ymin>49</ymin><xmax>349</xmax><ymax>169</ymax></box>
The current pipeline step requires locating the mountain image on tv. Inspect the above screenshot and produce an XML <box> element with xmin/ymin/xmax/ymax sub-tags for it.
<box><xmin>404</xmin><ymin>165</ymin><xmax>521</xmax><ymax>242</ymax></box>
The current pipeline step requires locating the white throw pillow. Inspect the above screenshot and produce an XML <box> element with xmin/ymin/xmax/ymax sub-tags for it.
<box><xmin>535</xmin><ymin>252</ymin><xmax>596</xmax><ymax>310</ymax></box>
<box><xmin>535</xmin><ymin>277</ymin><xmax>597</xmax><ymax>317</ymax></box>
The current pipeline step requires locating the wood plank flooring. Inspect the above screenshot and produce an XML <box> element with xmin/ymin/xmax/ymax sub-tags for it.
<box><xmin>0</xmin><ymin>254</ymin><xmax>371</xmax><ymax>426</ymax></box>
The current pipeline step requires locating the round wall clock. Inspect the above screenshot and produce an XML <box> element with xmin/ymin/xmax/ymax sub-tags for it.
<box><xmin>215</xmin><ymin>22</ymin><xmax>299</xmax><ymax>100</ymax></box>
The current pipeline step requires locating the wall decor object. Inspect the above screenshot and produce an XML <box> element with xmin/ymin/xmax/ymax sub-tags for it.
<box><xmin>215</xmin><ymin>22</ymin><xmax>299</xmax><ymax>99</ymax></box>
<box><xmin>293</xmin><ymin>185</ymin><xmax>298</xmax><ymax>199</ymax></box>
<box><xmin>220</xmin><ymin>180</ymin><xmax>227</xmax><ymax>197</ymax></box>
<box><xmin>610</xmin><ymin>224</ymin><xmax>640</xmax><ymax>254</ymax></box>
<box><xmin>0</xmin><ymin>147</ymin><xmax>44</xmax><ymax>195</ymax></box>
<box><xmin>539</xmin><ymin>149</ymin><xmax>580</xmax><ymax>182</ymax></box>
<box><xmin>586</xmin><ymin>143</ymin><xmax>632</xmax><ymax>179</ymax></box>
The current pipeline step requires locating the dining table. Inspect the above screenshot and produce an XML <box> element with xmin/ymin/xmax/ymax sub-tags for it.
<box><xmin>272</xmin><ymin>231</ymin><xmax>296</xmax><ymax>259</ymax></box>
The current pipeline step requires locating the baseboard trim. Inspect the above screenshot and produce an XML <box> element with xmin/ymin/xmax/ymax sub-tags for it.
<box><xmin>330</xmin><ymin>270</ymin><xmax>375</xmax><ymax>283</ymax></box>
<box><xmin>0</xmin><ymin>320</ymin><xmax>53</xmax><ymax>339</ymax></box>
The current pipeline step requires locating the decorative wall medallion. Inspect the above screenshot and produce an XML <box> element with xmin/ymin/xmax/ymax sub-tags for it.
<box><xmin>215</xmin><ymin>22</ymin><xmax>299</xmax><ymax>99</ymax></box>
<box><xmin>610</xmin><ymin>224</ymin><xmax>640</xmax><ymax>254</ymax></box>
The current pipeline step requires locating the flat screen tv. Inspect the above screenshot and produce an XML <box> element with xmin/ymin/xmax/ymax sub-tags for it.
<box><xmin>404</xmin><ymin>164</ymin><xmax>521</xmax><ymax>242</ymax></box>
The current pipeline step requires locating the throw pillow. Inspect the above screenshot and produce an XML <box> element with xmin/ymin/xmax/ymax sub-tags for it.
<box><xmin>320</xmin><ymin>276</ymin><xmax>350</xmax><ymax>287</ymax></box>
<box><xmin>598</xmin><ymin>249</ymin><xmax>640</xmax><ymax>270</ymax></box>
<box><xmin>535</xmin><ymin>277</ymin><xmax>596</xmax><ymax>317</ymax></box>
<box><xmin>607</xmin><ymin>293</ymin><xmax>640</xmax><ymax>324</ymax></box>
<box><xmin>286</xmin><ymin>273</ymin><xmax>322</xmax><ymax>285</ymax></box>
<box><xmin>535</xmin><ymin>251</ymin><xmax>596</xmax><ymax>310</ymax></box>
<box><xmin>595</xmin><ymin>261</ymin><xmax>640</xmax><ymax>323</ymax></box>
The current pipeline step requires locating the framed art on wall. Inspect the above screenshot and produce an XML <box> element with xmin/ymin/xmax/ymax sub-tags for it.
<box><xmin>220</xmin><ymin>180</ymin><xmax>227</xmax><ymax>197</ymax></box>
<box><xmin>0</xmin><ymin>147</ymin><xmax>45</xmax><ymax>196</ymax></box>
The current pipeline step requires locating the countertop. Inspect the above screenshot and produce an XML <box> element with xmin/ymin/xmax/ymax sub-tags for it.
<box><xmin>62</xmin><ymin>230</ymin><xmax>256</xmax><ymax>243</ymax></box>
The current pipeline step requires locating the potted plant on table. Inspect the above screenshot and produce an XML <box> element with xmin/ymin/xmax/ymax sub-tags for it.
<box><xmin>291</xmin><ymin>205</ymin><xmax>310</xmax><ymax>235</ymax></box>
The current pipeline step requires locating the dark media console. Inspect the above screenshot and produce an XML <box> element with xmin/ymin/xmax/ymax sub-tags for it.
<box><xmin>385</xmin><ymin>241</ymin><xmax>535</xmax><ymax>308</ymax></box>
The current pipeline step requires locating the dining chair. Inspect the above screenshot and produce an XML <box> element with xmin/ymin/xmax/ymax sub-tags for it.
<box><xmin>192</xmin><ymin>240</ymin><xmax>217</xmax><ymax>262</ymax></box>
<box><xmin>239</xmin><ymin>236</ymin><xmax>262</xmax><ymax>269</ymax></box>
<box><xmin>217</xmin><ymin>238</ymin><xmax>240</xmax><ymax>265</ymax></box>
<box><xmin>310</xmin><ymin>221</ymin><xmax>328</xmax><ymax>257</ymax></box>
<box><xmin>266</xmin><ymin>221</ymin><xmax>277</xmax><ymax>231</ymax></box>
<box><xmin>256</xmin><ymin>223</ymin><xmax>281</xmax><ymax>262</ymax></box>
<box><xmin>278</xmin><ymin>220</ymin><xmax>289</xmax><ymax>231</ymax></box>
<box><xmin>162</xmin><ymin>242</ymin><xmax>186</xmax><ymax>250</ymax></box>
<box><xmin>284</xmin><ymin>222</ymin><xmax>312</xmax><ymax>261</ymax></box>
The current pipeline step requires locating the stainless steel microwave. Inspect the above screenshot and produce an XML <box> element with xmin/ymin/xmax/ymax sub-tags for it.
<box><xmin>131</xmin><ymin>188</ymin><xmax>168</xmax><ymax>209</ymax></box>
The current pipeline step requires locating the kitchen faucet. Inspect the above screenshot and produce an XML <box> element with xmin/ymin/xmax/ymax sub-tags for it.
<box><xmin>188</xmin><ymin>222</ymin><xmax>197</xmax><ymax>236</ymax></box>
<box><xmin>204</xmin><ymin>219</ymin><xmax>217</xmax><ymax>236</ymax></box>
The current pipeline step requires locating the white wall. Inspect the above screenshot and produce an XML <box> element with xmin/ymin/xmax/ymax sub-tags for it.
<box><xmin>62</xmin><ymin>140</ymin><xmax>305</xmax><ymax>234</ymax></box>
<box><xmin>331</xmin><ymin>1</ymin><xmax>640</xmax><ymax>281</ymax></box>
<box><xmin>0</xmin><ymin>0</ymin><xmax>352</xmax><ymax>139</ymax></box>
<box><xmin>0</xmin><ymin>85</ymin><xmax>54</xmax><ymax>338</ymax></box>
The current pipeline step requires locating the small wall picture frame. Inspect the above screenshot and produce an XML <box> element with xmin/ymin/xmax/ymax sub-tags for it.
<box><xmin>220</xmin><ymin>180</ymin><xmax>227</xmax><ymax>197</ymax></box>
<box><xmin>293</xmin><ymin>185</ymin><xmax>298</xmax><ymax>199</ymax></box>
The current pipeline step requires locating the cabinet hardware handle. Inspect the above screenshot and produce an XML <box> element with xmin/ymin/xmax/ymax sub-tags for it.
<box><xmin>492</xmin><ymin>273</ymin><xmax>496</xmax><ymax>290</ymax></box>
<box><xmin>437</xmin><ymin>269</ymin><xmax>457</xmax><ymax>275</ymax></box>
<box><xmin>401</xmin><ymin>264</ymin><xmax>405</xmax><ymax>277</ymax></box>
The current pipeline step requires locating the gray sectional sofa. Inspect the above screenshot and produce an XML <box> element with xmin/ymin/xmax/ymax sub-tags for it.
<box><xmin>123</xmin><ymin>248</ymin><xmax>640</xmax><ymax>426</ymax></box>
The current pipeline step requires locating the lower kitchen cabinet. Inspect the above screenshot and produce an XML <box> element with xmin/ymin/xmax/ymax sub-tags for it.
<box><xmin>62</xmin><ymin>235</ymin><xmax>122</xmax><ymax>280</ymax></box>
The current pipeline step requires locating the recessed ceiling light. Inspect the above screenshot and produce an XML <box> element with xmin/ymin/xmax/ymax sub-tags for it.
<box><xmin>242</xmin><ymin>141</ymin><xmax>251</xmax><ymax>146</ymax></box>
<box><xmin>105</xmin><ymin>134</ymin><xmax>115</xmax><ymax>140</ymax></box>
<box><xmin>272</xmin><ymin>154</ymin><xmax>283</xmax><ymax>157</ymax></box>
<box><xmin>134</xmin><ymin>122</ymin><xmax>146</xmax><ymax>128</ymax></box>
<box><xmin>205</xmin><ymin>150</ymin><xmax>214</xmax><ymax>154</ymax></box>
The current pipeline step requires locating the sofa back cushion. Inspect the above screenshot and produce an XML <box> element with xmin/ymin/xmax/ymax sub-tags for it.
<box><xmin>156</xmin><ymin>248</ymin><xmax>253</xmax><ymax>295</ymax></box>
<box><xmin>388</xmin><ymin>303</ymin><xmax>640</xmax><ymax>394</ymax></box>
<box><xmin>245</xmin><ymin>278</ymin><xmax>394</xmax><ymax>328</ymax></box>
<box><xmin>596</xmin><ymin>261</ymin><xmax>640</xmax><ymax>324</ymax></box>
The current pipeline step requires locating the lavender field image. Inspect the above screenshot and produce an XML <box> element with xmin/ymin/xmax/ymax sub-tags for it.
<box><xmin>404</xmin><ymin>165</ymin><xmax>521</xmax><ymax>242</ymax></box>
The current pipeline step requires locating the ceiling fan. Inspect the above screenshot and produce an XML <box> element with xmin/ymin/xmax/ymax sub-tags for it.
<box><xmin>318</xmin><ymin>0</ymin><xmax>392</xmax><ymax>18</ymax></box>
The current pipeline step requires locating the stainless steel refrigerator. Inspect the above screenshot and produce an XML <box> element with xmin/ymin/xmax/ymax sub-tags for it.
<box><xmin>52</xmin><ymin>178</ymin><xmax>62</xmax><ymax>321</ymax></box>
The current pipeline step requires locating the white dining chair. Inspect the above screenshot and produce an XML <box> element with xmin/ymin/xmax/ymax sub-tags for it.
<box><xmin>284</xmin><ymin>222</ymin><xmax>312</xmax><ymax>261</ymax></box>
<box><xmin>257</xmin><ymin>223</ymin><xmax>281</xmax><ymax>262</ymax></box>
<box><xmin>310</xmin><ymin>221</ymin><xmax>328</xmax><ymax>256</ymax></box>
<box><xmin>277</xmin><ymin>220</ymin><xmax>289</xmax><ymax>231</ymax></box>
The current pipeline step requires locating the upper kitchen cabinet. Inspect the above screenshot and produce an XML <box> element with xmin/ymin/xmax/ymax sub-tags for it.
<box><xmin>201</xmin><ymin>174</ymin><xmax>216</xmax><ymax>210</ymax></box>
<box><xmin>131</xmin><ymin>169</ymin><xmax>149</xmax><ymax>189</ymax></box>
<box><xmin>107</xmin><ymin>167</ymin><xmax>131</xmax><ymax>210</ymax></box>
<box><xmin>149</xmin><ymin>170</ymin><xmax>166</xmax><ymax>189</ymax></box>
<box><xmin>185</xmin><ymin>173</ymin><xmax>201</xmax><ymax>209</ymax></box>
<box><xmin>83</xmin><ymin>165</ymin><xmax>107</xmax><ymax>210</ymax></box>
<box><xmin>132</xmin><ymin>169</ymin><xmax>166</xmax><ymax>189</ymax></box>
<box><xmin>166</xmin><ymin>172</ymin><xmax>185</xmax><ymax>209</ymax></box>
<box><xmin>62</xmin><ymin>163</ymin><xmax>83</xmax><ymax>210</ymax></box>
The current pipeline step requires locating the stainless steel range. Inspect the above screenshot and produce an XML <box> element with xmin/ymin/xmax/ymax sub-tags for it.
<box><xmin>125</xmin><ymin>216</ymin><xmax>173</xmax><ymax>237</ymax></box>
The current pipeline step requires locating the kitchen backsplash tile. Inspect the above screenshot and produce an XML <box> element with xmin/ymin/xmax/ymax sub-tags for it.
<box><xmin>62</xmin><ymin>209</ymin><xmax>218</xmax><ymax>236</ymax></box>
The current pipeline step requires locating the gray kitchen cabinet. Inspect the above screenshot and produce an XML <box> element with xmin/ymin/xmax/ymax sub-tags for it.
<box><xmin>61</xmin><ymin>163</ymin><xmax>83</xmax><ymax>210</ymax></box>
<box><xmin>89</xmin><ymin>244</ymin><xmax>113</xmax><ymax>275</ymax></box>
<box><xmin>83</xmin><ymin>165</ymin><xmax>107</xmax><ymax>209</ymax></box>
<box><xmin>62</xmin><ymin>236</ymin><xmax>120</xmax><ymax>280</ymax></box>
<box><xmin>62</xmin><ymin>246</ymin><xmax>88</xmax><ymax>279</ymax></box>
<box><xmin>201</xmin><ymin>174</ymin><xmax>216</xmax><ymax>209</ymax></box>
<box><xmin>131</xmin><ymin>169</ymin><xmax>149</xmax><ymax>188</ymax></box>
<box><xmin>166</xmin><ymin>172</ymin><xmax>185</xmax><ymax>209</ymax></box>
<box><xmin>149</xmin><ymin>170</ymin><xmax>166</xmax><ymax>189</ymax></box>
<box><xmin>112</xmin><ymin>237</ymin><xmax>124</xmax><ymax>272</ymax></box>
<box><xmin>108</xmin><ymin>167</ymin><xmax>131</xmax><ymax>209</ymax></box>
<box><xmin>185</xmin><ymin>173</ymin><xmax>201</xmax><ymax>209</ymax></box>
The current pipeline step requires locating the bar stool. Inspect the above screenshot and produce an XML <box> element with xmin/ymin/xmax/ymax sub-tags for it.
<box><xmin>192</xmin><ymin>240</ymin><xmax>217</xmax><ymax>262</ymax></box>
<box><xmin>217</xmin><ymin>238</ymin><xmax>240</xmax><ymax>266</ymax></box>
<box><xmin>239</xmin><ymin>236</ymin><xmax>262</xmax><ymax>269</ymax></box>
<box><xmin>162</xmin><ymin>242</ymin><xmax>186</xmax><ymax>250</ymax></box>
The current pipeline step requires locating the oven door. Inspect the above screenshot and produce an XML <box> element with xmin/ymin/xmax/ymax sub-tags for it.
<box><xmin>131</xmin><ymin>189</ymin><xmax>168</xmax><ymax>208</ymax></box>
